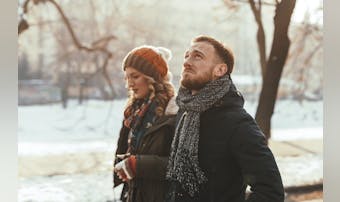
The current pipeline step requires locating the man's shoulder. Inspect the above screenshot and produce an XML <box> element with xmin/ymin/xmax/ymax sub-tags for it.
<box><xmin>200</xmin><ymin>107</ymin><xmax>256</xmax><ymax>134</ymax></box>
<box><xmin>204</xmin><ymin>105</ymin><xmax>251</xmax><ymax>121</ymax></box>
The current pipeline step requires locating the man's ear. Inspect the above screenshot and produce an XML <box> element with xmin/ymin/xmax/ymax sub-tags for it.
<box><xmin>213</xmin><ymin>63</ymin><xmax>228</xmax><ymax>77</ymax></box>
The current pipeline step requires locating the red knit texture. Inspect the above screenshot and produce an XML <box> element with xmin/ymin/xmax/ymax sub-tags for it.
<box><xmin>133</xmin><ymin>48</ymin><xmax>167</xmax><ymax>77</ymax></box>
<box><xmin>128</xmin><ymin>155</ymin><xmax>137</xmax><ymax>176</ymax></box>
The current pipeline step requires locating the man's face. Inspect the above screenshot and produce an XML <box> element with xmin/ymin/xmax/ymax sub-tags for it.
<box><xmin>181</xmin><ymin>41</ymin><xmax>218</xmax><ymax>91</ymax></box>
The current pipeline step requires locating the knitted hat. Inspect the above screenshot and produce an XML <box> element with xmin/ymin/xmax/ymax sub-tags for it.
<box><xmin>122</xmin><ymin>45</ymin><xmax>172</xmax><ymax>81</ymax></box>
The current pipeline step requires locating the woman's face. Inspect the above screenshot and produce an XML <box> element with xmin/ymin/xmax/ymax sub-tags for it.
<box><xmin>125</xmin><ymin>67</ymin><xmax>150</xmax><ymax>99</ymax></box>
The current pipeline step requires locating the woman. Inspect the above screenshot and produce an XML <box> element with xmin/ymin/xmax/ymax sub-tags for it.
<box><xmin>113</xmin><ymin>45</ymin><xmax>178</xmax><ymax>202</ymax></box>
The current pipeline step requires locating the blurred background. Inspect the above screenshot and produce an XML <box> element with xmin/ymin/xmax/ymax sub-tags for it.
<box><xmin>18</xmin><ymin>0</ymin><xmax>323</xmax><ymax>201</ymax></box>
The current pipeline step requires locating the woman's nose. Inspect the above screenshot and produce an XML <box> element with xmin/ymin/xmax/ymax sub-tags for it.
<box><xmin>127</xmin><ymin>78</ymin><xmax>134</xmax><ymax>88</ymax></box>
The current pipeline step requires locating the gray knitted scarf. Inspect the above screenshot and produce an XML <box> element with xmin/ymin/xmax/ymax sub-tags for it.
<box><xmin>166</xmin><ymin>74</ymin><xmax>232</xmax><ymax>197</ymax></box>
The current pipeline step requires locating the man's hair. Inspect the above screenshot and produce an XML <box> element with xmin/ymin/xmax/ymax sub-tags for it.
<box><xmin>192</xmin><ymin>35</ymin><xmax>234</xmax><ymax>74</ymax></box>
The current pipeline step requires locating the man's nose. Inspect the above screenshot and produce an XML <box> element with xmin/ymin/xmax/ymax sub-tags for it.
<box><xmin>183</xmin><ymin>58</ymin><xmax>192</xmax><ymax>69</ymax></box>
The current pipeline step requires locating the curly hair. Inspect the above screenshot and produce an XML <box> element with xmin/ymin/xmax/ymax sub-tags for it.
<box><xmin>124</xmin><ymin>73</ymin><xmax>175</xmax><ymax>119</ymax></box>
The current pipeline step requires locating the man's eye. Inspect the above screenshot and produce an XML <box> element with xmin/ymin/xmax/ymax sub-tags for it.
<box><xmin>195</xmin><ymin>54</ymin><xmax>202</xmax><ymax>59</ymax></box>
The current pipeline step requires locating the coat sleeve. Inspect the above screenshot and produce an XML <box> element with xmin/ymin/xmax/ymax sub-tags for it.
<box><xmin>113</xmin><ymin>123</ymin><xmax>129</xmax><ymax>187</ymax></box>
<box><xmin>230</xmin><ymin>117</ymin><xmax>285</xmax><ymax>202</ymax></box>
<box><xmin>135</xmin><ymin>122</ymin><xmax>175</xmax><ymax>180</ymax></box>
<box><xmin>135</xmin><ymin>155</ymin><xmax>169</xmax><ymax>180</ymax></box>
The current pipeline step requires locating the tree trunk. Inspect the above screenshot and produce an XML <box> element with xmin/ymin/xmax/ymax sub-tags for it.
<box><xmin>248</xmin><ymin>0</ymin><xmax>267</xmax><ymax>78</ymax></box>
<box><xmin>79</xmin><ymin>77</ymin><xmax>89</xmax><ymax>105</ymax></box>
<box><xmin>257</xmin><ymin>23</ymin><xmax>267</xmax><ymax>78</ymax></box>
<box><xmin>79</xmin><ymin>84</ymin><xmax>84</xmax><ymax>105</ymax></box>
<box><xmin>255</xmin><ymin>0</ymin><xmax>296</xmax><ymax>143</ymax></box>
<box><xmin>61</xmin><ymin>72</ymin><xmax>70</xmax><ymax>109</ymax></box>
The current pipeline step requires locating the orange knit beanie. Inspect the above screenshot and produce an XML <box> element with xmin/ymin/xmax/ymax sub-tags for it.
<box><xmin>122</xmin><ymin>46</ymin><xmax>172</xmax><ymax>81</ymax></box>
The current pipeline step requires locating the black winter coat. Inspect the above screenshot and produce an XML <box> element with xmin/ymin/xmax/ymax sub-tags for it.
<box><xmin>114</xmin><ymin>112</ymin><xmax>176</xmax><ymax>202</ymax></box>
<box><xmin>167</xmin><ymin>86</ymin><xmax>284</xmax><ymax>202</ymax></box>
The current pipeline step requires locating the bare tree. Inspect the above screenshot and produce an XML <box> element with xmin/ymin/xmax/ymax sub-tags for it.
<box><xmin>255</xmin><ymin>0</ymin><xmax>296</xmax><ymax>142</ymax></box>
<box><xmin>227</xmin><ymin>0</ymin><xmax>297</xmax><ymax>142</ymax></box>
<box><xmin>18</xmin><ymin>0</ymin><xmax>117</xmax><ymax>102</ymax></box>
<box><xmin>247</xmin><ymin>0</ymin><xmax>267</xmax><ymax>79</ymax></box>
<box><xmin>283</xmin><ymin>10</ymin><xmax>323</xmax><ymax>102</ymax></box>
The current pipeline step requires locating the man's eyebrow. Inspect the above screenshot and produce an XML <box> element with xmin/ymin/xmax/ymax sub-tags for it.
<box><xmin>185</xmin><ymin>49</ymin><xmax>205</xmax><ymax>56</ymax></box>
<box><xmin>192</xmin><ymin>49</ymin><xmax>205</xmax><ymax>56</ymax></box>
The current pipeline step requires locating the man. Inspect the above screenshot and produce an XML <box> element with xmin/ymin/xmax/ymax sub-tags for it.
<box><xmin>166</xmin><ymin>35</ymin><xmax>284</xmax><ymax>202</ymax></box>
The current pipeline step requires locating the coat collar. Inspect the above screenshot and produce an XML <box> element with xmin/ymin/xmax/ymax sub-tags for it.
<box><xmin>142</xmin><ymin>96</ymin><xmax>178</xmax><ymax>137</ymax></box>
<box><xmin>142</xmin><ymin>114</ymin><xmax>175</xmax><ymax>137</ymax></box>
<box><xmin>164</xmin><ymin>96</ymin><xmax>179</xmax><ymax>116</ymax></box>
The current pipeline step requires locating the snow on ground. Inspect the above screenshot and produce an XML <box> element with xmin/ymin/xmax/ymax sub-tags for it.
<box><xmin>243</xmin><ymin>99</ymin><xmax>322</xmax><ymax>129</ymax></box>
<box><xmin>18</xmin><ymin>99</ymin><xmax>323</xmax><ymax>157</ymax></box>
<box><xmin>18</xmin><ymin>100</ymin><xmax>125</xmax><ymax>156</ymax></box>
<box><xmin>244</xmin><ymin>99</ymin><xmax>323</xmax><ymax>140</ymax></box>
<box><xmin>276</xmin><ymin>154</ymin><xmax>323</xmax><ymax>187</ymax></box>
<box><xmin>19</xmin><ymin>141</ymin><xmax>113</xmax><ymax>156</ymax></box>
<box><xmin>18</xmin><ymin>99</ymin><xmax>323</xmax><ymax>202</ymax></box>
<box><xmin>18</xmin><ymin>98</ymin><xmax>323</xmax><ymax>174</ymax></box>
<box><xmin>19</xmin><ymin>172</ymin><xmax>123</xmax><ymax>202</ymax></box>
<box><xmin>18</xmin><ymin>154</ymin><xmax>322</xmax><ymax>202</ymax></box>
<box><xmin>18</xmin><ymin>99</ymin><xmax>126</xmax><ymax>143</ymax></box>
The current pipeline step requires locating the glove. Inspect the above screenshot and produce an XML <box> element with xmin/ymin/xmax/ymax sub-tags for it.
<box><xmin>114</xmin><ymin>155</ymin><xmax>136</xmax><ymax>181</ymax></box>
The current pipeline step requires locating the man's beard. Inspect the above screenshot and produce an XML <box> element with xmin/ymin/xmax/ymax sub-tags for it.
<box><xmin>180</xmin><ymin>71</ymin><xmax>213</xmax><ymax>91</ymax></box>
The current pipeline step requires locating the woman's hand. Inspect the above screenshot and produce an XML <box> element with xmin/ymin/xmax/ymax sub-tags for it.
<box><xmin>114</xmin><ymin>155</ymin><xmax>137</xmax><ymax>181</ymax></box>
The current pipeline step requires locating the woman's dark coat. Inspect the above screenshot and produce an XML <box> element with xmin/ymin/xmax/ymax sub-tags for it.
<box><xmin>114</xmin><ymin>99</ymin><xmax>177</xmax><ymax>202</ymax></box>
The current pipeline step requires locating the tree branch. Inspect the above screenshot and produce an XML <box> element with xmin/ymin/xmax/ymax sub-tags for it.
<box><xmin>248</xmin><ymin>0</ymin><xmax>267</xmax><ymax>77</ymax></box>
<box><xmin>19</xmin><ymin>0</ymin><xmax>117</xmax><ymax>99</ymax></box>
<box><xmin>231</xmin><ymin>0</ymin><xmax>276</xmax><ymax>6</ymax></box>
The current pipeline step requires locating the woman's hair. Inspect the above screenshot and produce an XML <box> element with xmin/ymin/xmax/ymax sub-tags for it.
<box><xmin>124</xmin><ymin>73</ymin><xmax>175</xmax><ymax>118</ymax></box>
<box><xmin>122</xmin><ymin>45</ymin><xmax>175</xmax><ymax>119</ymax></box>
